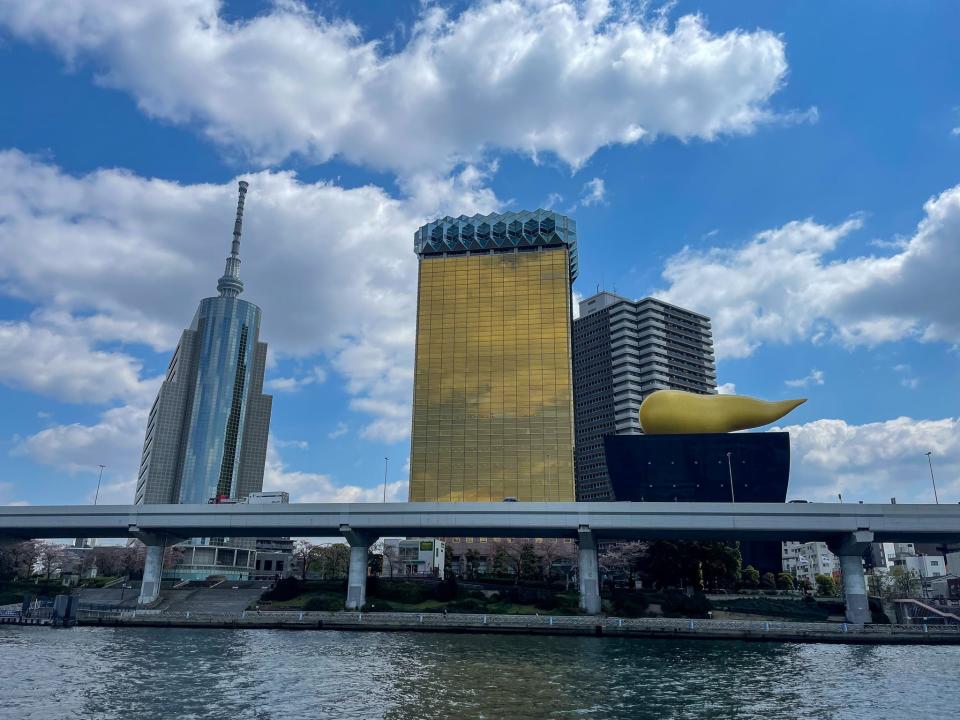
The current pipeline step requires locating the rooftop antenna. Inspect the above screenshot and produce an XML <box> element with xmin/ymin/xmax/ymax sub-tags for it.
<box><xmin>217</xmin><ymin>180</ymin><xmax>249</xmax><ymax>298</ymax></box>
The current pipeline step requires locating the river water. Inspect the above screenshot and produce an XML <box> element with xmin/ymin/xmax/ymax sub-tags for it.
<box><xmin>1</xmin><ymin>626</ymin><xmax>956</xmax><ymax>719</ymax></box>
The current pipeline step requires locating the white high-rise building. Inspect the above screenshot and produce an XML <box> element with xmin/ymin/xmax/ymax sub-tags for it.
<box><xmin>572</xmin><ymin>293</ymin><xmax>717</xmax><ymax>501</ymax></box>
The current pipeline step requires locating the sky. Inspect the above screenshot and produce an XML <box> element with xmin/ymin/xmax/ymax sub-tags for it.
<box><xmin>0</xmin><ymin>0</ymin><xmax>957</xmax><ymax>509</ymax></box>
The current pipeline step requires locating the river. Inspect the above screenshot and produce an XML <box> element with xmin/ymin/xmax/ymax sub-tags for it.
<box><xmin>2</xmin><ymin>626</ymin><xmax>956</xmax><ymax>719</ymax></box>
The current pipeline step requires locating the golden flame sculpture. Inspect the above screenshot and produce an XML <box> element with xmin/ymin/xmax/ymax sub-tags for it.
<box><xmin>638</xmin><ymin>390</ymin><xmax>806</xmax><ymax>435</ymax></box>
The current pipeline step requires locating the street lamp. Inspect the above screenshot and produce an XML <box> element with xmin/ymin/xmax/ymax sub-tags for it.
<box><xmin>94</xmin><ymin>464</ymin><xmax>106</xmax><ymax>505</ymax></box>
<box><xmin>925</xmin><ymin>452</ymin><xmax>939</xmax><ymax>504</ymax></box>
<box><xmin>725</xmin><ymin>452</ymin><xmax>736</xmax><ymax>503</ymax></box>
<box><xmin>383</xmin><ymin>457</ymin><xmax>389</xmax><ymax>503</ymax></box>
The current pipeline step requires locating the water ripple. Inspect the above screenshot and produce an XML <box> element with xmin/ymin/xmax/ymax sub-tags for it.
<box><xmin>1</xmin><ymin>627</ymin><xmax>956</xmax><ymax>720</ymax></box>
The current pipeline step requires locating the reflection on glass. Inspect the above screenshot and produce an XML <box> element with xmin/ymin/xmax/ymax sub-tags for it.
<box><xmin>410</xmin><ymin>250</ymin><xmax>575</xmax><ymax>502</ymax></box>
<box><xmin>179</xmin><ymin>296</ymin><xmax>261</xmax><ymax>504</ymax></box>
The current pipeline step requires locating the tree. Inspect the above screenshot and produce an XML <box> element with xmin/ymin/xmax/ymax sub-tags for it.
<box><xmin>36</xmin><ymin>542</ymin><xmax>66</xmax><ymax>580</ymax></box>
<box><xmin>761</xmin><ymin>572</ymin><xmax>777</xmax><ymax>590</ymax></box>
<box><xmin>92</xmin><ymin>545</ymin><xmax>146</xmax><ymax>579</ymax></box>
<box><xmin>492</xmin><ymin>547</ymin><xmax>509</xmax><ymax>578</ymax></box>
<box><xmin>381</xmin><ymin>542</ymin><xmax>399</xmax><ymax>578</ymax></box>
<box><xmin>637</xmin><ymin>541</ymin><xmax>741</xmax><ymax>591</ymax></box>
<box><xmin>741</xmin><ymin>565</ymin><xmax>760</xmax><ymax>589</ymax></box>
<box><xmin>776</xmin><ymin>572</ymin><xmax>795</xmax><ymax>591</ymax></box>
<box><xmin>0</xmin><ymin>540</ymin><xmax>42</xmax><ymax>580</ymax></box>
<box><xmin>491</xmin><ymin>540</ymin><xmax>538</xmax><ymax>584</ymax></box>
<box><xmin>889</xmin><ymin>566</ymin><xmax>922</xmax><ymax>598</ymax></box>
<box><xmin>519</xmin><ymin>544</ymin><xmax>540</xmax><ymax>581</ymax></box>
<box><xmin>314</xmin><ymin>544</ymin><xmax>350</xmax><ymax>579</ymax></box>
<box><xmin>815</xmin><ymin>573</ymin><xmax>838</xmax><ymax>597</ymax></box>
<box><xmin>293</xmin><ymin>540</ymin><xmax>317</xmax><ymax>580</ymax></box>
<box><xmin>464</xmin><ymin>549</ymin><xmax>481</xmax><ymax>580</ymax></box>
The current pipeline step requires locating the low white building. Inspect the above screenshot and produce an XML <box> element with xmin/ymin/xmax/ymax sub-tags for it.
<box><xmin>382</xmin><ymin>538</ymin><xmax>446</xmax><ymax>580</ymax></box>
<box><xmin>902</xmin><ymin>554</ymin><xmax>946</xmax><ymax>580</ymax></box>
<box><xmin>782</xmin><ymin>541</ymin><xmax>839</xmax><ymax>587</ymax></box>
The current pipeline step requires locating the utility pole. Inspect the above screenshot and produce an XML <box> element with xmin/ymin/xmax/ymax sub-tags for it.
<box><xmin>925</xmin><ymin>452</ymin><xmax>939</xmax><ymax>504</ymax></box>
<box><xmin>725</xmin><ymin>452</ymin><xmax>736</xmax><ymax>503</ymax></box>
<box><xmin>94</xmin><ymin>464</ymin><xmax>106</xmax><ymax>505</ymax></box>
<box><xmin>383</xmin><ymin>457</ymin><xmax>389</xmax><ymax>503</ymax></box>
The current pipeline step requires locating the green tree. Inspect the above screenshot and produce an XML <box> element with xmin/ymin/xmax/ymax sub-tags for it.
<box><xmin>464</xmin><ymin>549</ymin><xmax>481</xmax><ymax>580</ymax></box>
<box><xmin>742</xmin><ymin>565</ymin><xmax>760</xmax><ymax>589</ymax></box>
<box><xmin>638</xmin><ymin>541</ymin><xmax>740</xmax><ymax>591</ymax></box>
<box><xmin>815</xmin><ymin>573</ymin><xmax>838</xmax><ymax>597</ymax></box>
<box><xmin>519</xmin><ymin>544</ymin><xmax>539</xmax><ymax>580</ymax></box>
<box><xmin>761</xmin><ymin>572</ymin><xmax>777</xmax><ymax>590</ymax></box>
<box><xmin>776</xmin><ymin>572</ymin><xmax>795</xmax><ymax>591</ymax></box>
<box><xmin>492</xmin><ymin>548</ymin><xmax>509</xmax><ymax>578</ymax></box>
<box><xmin>889</xmin><ymin>566</ymin><xmax>922</xmax><ymax>597</ymax></box>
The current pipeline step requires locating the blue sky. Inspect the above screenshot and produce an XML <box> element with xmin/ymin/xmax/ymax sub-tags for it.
<box><xmin>0</xmin><ymin>0</ymin><xmax>957</xmax><ymax>508</ymax></box>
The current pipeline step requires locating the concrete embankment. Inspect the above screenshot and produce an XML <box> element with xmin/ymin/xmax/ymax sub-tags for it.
<box><xmin>75</xmin><ymin>611</ymin><xmax>960</xmax><ymax>645</ymax></box>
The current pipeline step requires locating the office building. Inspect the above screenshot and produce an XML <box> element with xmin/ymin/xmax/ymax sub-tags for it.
<box><xmin>133</xmin><ymin>182</ymin><xmax>272</xmax><ymax>580</ymax></box>
<box><xmin>135</xmin><ymin>181</ymin><xmax>271</xmax><ymax>508</ymax></box>
<box><xmin>409</xmin><ymin>211</ymin><xmax>578</xmax><ymax>503</ymax></box>
<box><xmin>572</xmin><ymin>292</ymin><xmax>716</xmax><ymax>501</ymax></box>
<box><xmin>782</xmin><ymin>541</ymin><xmax>840</xmax><ymax>588</ymax></box>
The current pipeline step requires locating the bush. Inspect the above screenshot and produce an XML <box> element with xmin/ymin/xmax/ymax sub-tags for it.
<box><xmin>535</xmin><ymin>596</ymin><xmax>558</xmax><ymax>611</ymax></box>
<box><xmin>262</xmin><ymin>578</ymin><xmax>304</xmax><ymax>602</ymax></box>
<box><xmin>448</xmin><ymin>598</ymin><xmax>485</xmax><ymax>613</ymax></box>
<box><xmin>613</xmin><ymin>593</ymin><xmax>650</xmax><ymax>618</ymax></box>
<box><xmin>372</xmin><ymin>581</ymin><xmax>431</xmax><ymax>604</ymax></box>
<box><xmin>662</xmin><ymin>591</ymin><xmax>712</xmax><ymax>618</ymax></box>
<box><xmin>432</xmin><ymin>575</ymin><xmax>460</xmax><ymax>602</ymax></box>
<box><xmin>713</xmin><ymin>598</ymin><xmax>829</xmax><ymax>621</ymax></box>
<box><xmin>304</xmin><ymin>596</ymin><xmax>342</xmax><ymax>611</ymax></box>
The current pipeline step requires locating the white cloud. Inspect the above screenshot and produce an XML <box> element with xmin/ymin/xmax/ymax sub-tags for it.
<box><xmin>579</xmin><ymin>178</ymin><xmax>606</xmax><ymax>207</ymax></box>
<box><xmin>0</xmin><ymin>321</ymin><xmax>160</xmax><ymax>404</ymax></box>
<box><xmin>785</xmin><ymin>368</ymin><xmax>824</xmax><ymax>388</ymax></box>
<box><xmin>273</xmin><ymin>438</ymin><xmax>309</xmax><ymax>450</ymax></box>
<box><xmin>0</xmin><ymin>150</ymin><xmax>496</xmax><ymax>438</ymax></box>
<box><xmin>777</xmin><ymin>416</ymin><xmax>959</xmax><ymax>504</ymax></box>
<box><xmin>263</xmin><ymin>443</ymin><xmax>407</xmax><ymax>503</ymax></box>
<box><xmin>571</xmin><ymin>289</ymin><xmax>585</xmax><ymax>320</ymax></box>
<box><xmin>542</xmin><ymin>192</ymin><xmax>564</xmax><ymax>210</ymax></box>
<box><xmin>658</xmin><ymin>184</ymin><xmax>960</xmax><ymax>358</ymax></box>
<box><xmin>327</xmin><ymin>422</ymin><xmax>348</xmax><ymax>440</ymax></box>
<box><xmin>0</xmin><ymin>481</ymin><xmax>29</xmax><ymax>506</ymax></box>
<box><xmin>952</xmin><ymin>127</ymin><xmax>960</xmax><ymax>137</ymax></box>
<box><xmin>893</xmin><ymin>364</ymin><xmax>919</xmax><ymax>390</ymax></box>
<box><xmin>265</xmin><ymin>366</ymin><xmax>326</xmax><ymax>393</ymax></box>
<box><xmin>716</xmin><ymin>382</ymin><xmax>737</xmax><ymax>395</ymax></box>
<box><xmin>13</xmin><ymin>404</ymin><xmax>148</xmax><ymax>503</ymax></box>
<box><xmin>0</xmin><ymin>1</ymin><xmax>793</xmax><ymax>173</ymax></box>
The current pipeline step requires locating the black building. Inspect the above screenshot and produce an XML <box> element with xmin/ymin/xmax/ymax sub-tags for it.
<box><xmin>604</xmin><ymin>432</ymin><xmax>791</xmax><ymax>573</ymax></box>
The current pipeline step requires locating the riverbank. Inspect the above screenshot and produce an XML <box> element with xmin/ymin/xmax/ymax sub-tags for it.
<box><xmin>71</xmin><ymin>610</ymin><xmax>960</xmax><ymax>645</ymax></box>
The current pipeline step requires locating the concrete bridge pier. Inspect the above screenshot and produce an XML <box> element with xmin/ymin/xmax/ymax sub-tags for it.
<box><xmin>136</xmin><ymin>534</ymin><xmax>175</xmax><ymax>606</ymax></box>
<box><xmin>341</xmin><ymin>526</ymin><xmax>373</xmax><ymax>610</ymax></box>
<box><xmin>829</xmin><ymin>530</ymin><xmax>874</xmax><ymax>624</ymax></box>
<box><xmin>577</xmin><ymin>526</ymin><xmax>601</xmax><ymax>615</ymax></box>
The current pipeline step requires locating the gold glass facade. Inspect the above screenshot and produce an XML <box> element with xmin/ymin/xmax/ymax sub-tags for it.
<box><xmin>410</xmin><ymin>248</ymin><xmax>575</xmax><ymax>502</ymax></box>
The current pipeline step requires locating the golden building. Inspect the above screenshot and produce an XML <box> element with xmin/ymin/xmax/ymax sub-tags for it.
<box><xmin>409</xmin><ymin>211</ymin><xmax>578</xmax><ymax>502</ymax></box>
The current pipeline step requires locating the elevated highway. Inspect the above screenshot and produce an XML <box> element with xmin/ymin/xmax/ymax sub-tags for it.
<box><xmin>4</xmin><ymin>501</ymin><xmax>959</xmax><ymax>623</ymax></box>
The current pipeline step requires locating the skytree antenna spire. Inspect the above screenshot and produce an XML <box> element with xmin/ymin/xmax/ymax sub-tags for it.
<box><xmin>217</xmin><ymin>180</ymin><xmax>249</xmax><ymax>298</ymax></box>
